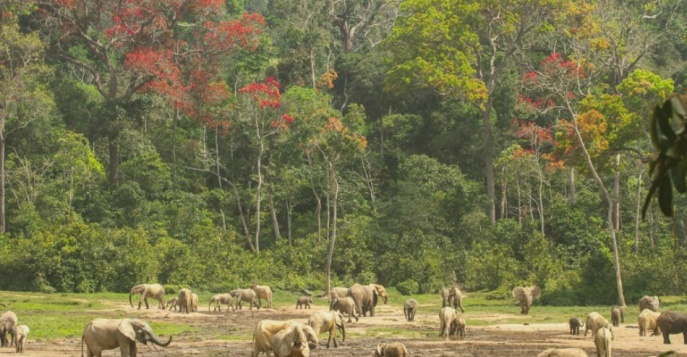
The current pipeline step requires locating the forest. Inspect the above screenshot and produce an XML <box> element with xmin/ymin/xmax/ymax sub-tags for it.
<box><xmin>0</xmin><ymin>0</ymin><xmax>686</xmax><ymax>306</ymax></box>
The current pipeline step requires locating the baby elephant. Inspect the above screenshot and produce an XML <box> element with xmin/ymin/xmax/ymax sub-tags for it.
<box><xmin>296</xmin><ymin>296</ymin><xmax>313</xmax><ymax>309</ymax></box>
<box><xmin>452</xmin><ymin>317</ymin><xmax>466</xmax><ymax>338</ymax></box>
<box><xmin>12</xmin><ymin>325</ymin><xmax>29</xmax><ymax>354</ymax></box>
<box><xmin>374</xmin><ymin>342</ymin><xmax>409</xmax><ymax>357</ymax></box>
<box><xmin>610</xmin><ymin>306</ymin><xmax>624</xmax><ymax>327</ymax></box>
<box><xmin>569</xmin><ymin>317</ymin><xmax>583</xmax><ymax>335</ymax></box>
<box><xmin>166</xmin><ymin>297</ymin><xmax>178</xmax><ymax>311</ymax></box>
<box><xmin>403</xmin><ymin>299</ymin><xmax>418</xmax><ymax>322</ymax></box>
<box><xmin>537</xmin><ymin>348</ymin><xmax>588</xmax><ymax>357</ymax></box>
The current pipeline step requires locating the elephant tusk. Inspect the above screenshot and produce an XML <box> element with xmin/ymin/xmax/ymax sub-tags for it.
<box><xmin>147</xmin><ymin>341</ymin><xmax>161</xmax><ymax>352</ymax></box>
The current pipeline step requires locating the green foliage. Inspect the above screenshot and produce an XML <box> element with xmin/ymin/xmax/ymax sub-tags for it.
<box><xmin>395</xmin><ymin>280</ymin><xmax>419</xmax><ymax>295</ymax></box>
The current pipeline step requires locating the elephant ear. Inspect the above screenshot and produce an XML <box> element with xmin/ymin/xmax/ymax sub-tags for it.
<box><xmin>512</xmin><ymin>287</ymin><xmax>525</xmax><ymax>299</ymax></box>
<box><xmin>372</xmin><ymin>289</ymin><xmax>378</xmax><ymax>305</ymax></box>
<box><xmin>118</xmin><ymin>320</ymin><xmax>137</xmax><ymax>342</ymax></box>
<box><xmin>530</xmin><ymin>286</ymin><xmax>542</xmax><ymax>299</ymax></box>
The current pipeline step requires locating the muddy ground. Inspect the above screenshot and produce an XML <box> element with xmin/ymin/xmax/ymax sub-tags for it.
<box><xmin>4</xmin><ymin>301</ymin><xmax>685</xmax><ymax>356</ymax></box>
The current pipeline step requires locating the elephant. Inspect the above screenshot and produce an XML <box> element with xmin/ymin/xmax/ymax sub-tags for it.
<box><xmin>439</xmin><ymin>306</ymin><xmax>457</xmax><ymax>338</ymax></box>
<box><xmin>584</xmin><ymin>312</ymin><xmax>612</xmax><ymax>338</ymax></box>
<box><xmin>594</xmin><ymin>326</ymin><xmax>612</xmax><ymax>357</ymax></box>
<box><xmin>251</xmin><ymin>320</ymin><xmax>318</xmax><ymax>357</ymax></box>
<box><xmin>440</xmin><ymin>287</ymin><xmax>450</xmax><ymax>307</ymax></box>
<box><xmin>569</xmin><ymin>317</ymin><xmax>584</xmax><ymax>335</ymax></box>
<box><xmin>271</xmin><ymin>324</ymin><xmax>310</xmax><ymax>357</ymax></box>
<box><xmin>0</xmin><ymin>311</ymin><xmax>17</xmax><ymax>347</ymax></box>
<box><xmin>512</xmin><ymin>285</ymin><xmax>541</xmax><ymax>315</ymax></box>
<box><xmin>537</xmin><ymin>348</ymin><xmax>589</xmax><ymax>357</ymax></box>
<box><xmin>330</xmin><ymin>297</ymin><xmax>359</xmax><ymax>323</ymax></box>
<box><xmin>347</xmin><ymin>283</ymin><xmax>384</xmax><ymax>317</ymax></box>
<box><xmin>639</xmin><ymin>295</ymin><xmax>660</xmax><ymax>312</ymax></box>
<box><xmin>166</xmin><ymin>298</ymin><xmax>178</xmax><ymax>311</ymax></box>
<box><xmin>307</xmin><ymin>310</ymin><xmax>346</xmax><ymax>348</ymax></box>
<box><xmin>451</xmin><ymin>317</ymin><xmax>466</xmax><ymax>338</ymax></box>
<box><xmin>296</xmin><ymin>296</ymin><xmax>313</xmax><ymax>309</ymax></box>
<box><xmin>251</xmin><ymin>284</ymin><xmax>273</xmax><ymax>309</ymax></box>
<box><xmin>638</xmin><ymin>308</ymin><xmax>661</xmax><ymax>336</ymax></box>
<box><xmin>447</xmin><ymin>286</ymin><xmax>466</xmax><ymax>313</ymax></box>
<box><xmin>656</xmin><ymin>311</ymin><xmax>687</xmax><ymax>344</ymax></box>
<box><xmin>191</xmin><ymin>293</ymin><xmax>199</xmax><ymax>312</ymax></box>
<box><xmin>230</xmin><ymin>288</ymin><xmax>260</xmax><ymax>310</ymax></box>
<box><xmin>177</xmin><ymin>288</ymin><xmax>192</xmax><ymax>314</ymax></box>
<box><xmin>209</xmin><ymin>293</ymin><xmax>234</xmax><ymax>312</ymax></box>
<box><xmin>374</xmin><ymin>342</ymin><xmax>409</xmax><ymax>357</ymax></box>
<box><xmin>81</xmin><ymin>318</ymin><xmax>172</xmax><ymax>357</ymax></box>
<box><xmin>403</xmin><ymin>299</ymin><xmax>418</xmax><ymax>322</ymax></box>
<box><xmin>11</xmin><ymin>325</ymin><xmax>28</xmax><ymax>354</ymax></box>
<box><xmin>128</xmin><ymin>284</ymin><xmax>165</xmax><ymax>310</ymax></box>
<box><xmin>328</xmin><ymin>287</ymin><xmax>349</xmax><ymax>300</ymax></box>
<box><xmin>610</xmin><ymin>306</ymin><xmax>623</xmax><ymax>327</ymax></box>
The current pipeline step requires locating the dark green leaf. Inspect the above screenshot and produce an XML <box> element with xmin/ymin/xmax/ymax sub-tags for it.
<box><xmin>659</xmin><ymin>175</ymin><xmax>674</xmax><ymax>217</ymax></box>
<box><xmin>657</xmin><ymin>100</ymin><xmax>677</xmax><ymax>143</ymax></box>
<box><xmin>671</xmin><ymin>156</ymin><xmax>687</xmax><ymax>193</ymax></box>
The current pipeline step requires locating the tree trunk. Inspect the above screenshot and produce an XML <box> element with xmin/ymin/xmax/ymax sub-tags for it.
<box><xmin>537</xmin><ymin>166</ymin><xmax>545</xmax><ymax>237</ymax></box>
<box><xmin>572</xmin><ymin>118</ymin><xmax>626</xmax><ymax>306</ymax></box>
<box><xmin>325</xmin><ymin>166</ymin><xmax>339</xmax><ymax>294</ymax></box>
<box><xmin>613</xmin><ymin>154</ymin><xmax>620</xmax><ymax>231</ymax></box>
<box><xmin>269</xmin><ymin>194</ymin><xmax>281</xmax><ymax>241</ymax></box>
<box><xmin>254</xmin><ymin>121</ymin><xmax>265</xmax><ymax>254</ymax></box>
<box><xmin>568</xmin><ymin>167</ymin><xmax>576</xmax><ymax>205</ymax></box>
<box><xmin>307</xmin><ymin>153</ymin><xmax>322</xmax><ymax>244</ymax></box>
<box><xmin>286</xmin><ymin>197</ymin><xmax>292</xmax><ymax>245</ymax></box>
<box><xmin>634</xmin><ymin>171</ymin><xmax>642</xmax><ymax>253</ymax></box>
<box><xmin>481</xmin><ymin>104</ymin><xmax>496</xmax><ymax>224</ymax></box>
<box><xmin>0</xmin><ymin>127</ymin><xmax>5</xmax><ymax>234</ymax></box>
<box><xmin>500</xmin><ymin>169</ymin><xmax>507</xmax><ymax>219</ymax></box>
<box><xmin>107</xmin><ymin>130</ymin><xmax>119</xmax><ymax>187</ymax></box>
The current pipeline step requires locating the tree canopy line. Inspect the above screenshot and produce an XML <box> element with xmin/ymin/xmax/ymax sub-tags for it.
<box><xmin>0</xmin><ymin>0</ymin><xmax>686</xmax><ymax>305</ymax></box>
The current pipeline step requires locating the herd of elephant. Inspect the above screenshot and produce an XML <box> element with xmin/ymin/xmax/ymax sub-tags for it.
<box><xmin>541</xmin><ymin>295</ymin><xmax>687</xmax><ymax>357</ymax></box>
<box><xmin>71</xmin><ymin>281</ymin><xmax>687</xmax><ymax>356</ymax></box>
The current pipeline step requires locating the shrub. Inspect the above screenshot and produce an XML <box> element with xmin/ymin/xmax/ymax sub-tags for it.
<box><xmin>396</xmin><ymin>280</ymin><xmax>419</xmax><ymax>295</ymax></box>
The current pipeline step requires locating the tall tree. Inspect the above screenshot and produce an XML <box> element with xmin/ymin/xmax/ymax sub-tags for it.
<box><xmin>0</xmin><ymin>1</ymin><xmax>55</xmax><ymax>233</ymax></box>
<box><xmin>385</xmin><ymin>0</ymin><xmax>563</xmax><ymax>223</ymax></box>
<box><xmin>39</xmin><ymin>0</ymin><xmax>264</xmax><ymax>187</ymax></box>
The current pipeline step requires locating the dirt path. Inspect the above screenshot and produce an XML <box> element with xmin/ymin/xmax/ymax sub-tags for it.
<box><xmin>4</xmin><ymin>302</ymin><xmax>684</xmax><ymax>356</ymax></box>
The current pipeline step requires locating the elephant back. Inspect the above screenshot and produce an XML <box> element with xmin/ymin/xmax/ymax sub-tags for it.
<box><xmin>347</xmin><ymin>283</ymin><xmax>377</xmax><ymax>312</ymax></box>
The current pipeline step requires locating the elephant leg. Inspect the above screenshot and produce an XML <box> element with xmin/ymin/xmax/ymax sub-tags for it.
<box><xmin>683</xmin><ymin>332</ymin><xmax>687</xmax><ymax>344</ymax></box>
<box><xmin>144</xmin><ymin>297</ymin><xmax>150</xmax><ymax>309</ymax></box>
<box><xmin>663</xmin><ymin>331</ymin><xmax>671</xmax><ymax>344</ymax></box>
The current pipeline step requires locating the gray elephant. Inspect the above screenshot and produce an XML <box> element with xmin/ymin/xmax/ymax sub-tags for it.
<box><xmin>11</xmin><ymin>325</ymin><xmax>28</xmax><ymax>354</ymax></box>
<box><xmin>610</xmin><ymin>306</ymin><xmax>624</xmax><ymax>327</ymax></box>
<box><xmin>657</xmin><ymin>311</ymin><xmax>687</xmax><ymax>344</ymax></box>
<box><xmin>452</xmin><ymin>317</ymin><xmax>466</xmax><ymax>337</ymax></box>
<box><xmin>307</xmin><ymin>310</ymin><xmax>346</xmax><ymax>348</ymax></box>
<box><xmin>296</xmin><ymin>296</ymin><xmax>313</xmax><ymax>309</ymax></box>
<box><xmin>0</xmin><ymin>311</ymin><xmax>17</xmax><ymax>347</ymax></box>
<box><xmin>347</xmin><ymin>283</ymin><xmax>387</xmax><ymax>317</ymax></box>
<box><xmin>569</xmin><ymin>316</ymin><xmax>583</xmax><ymax>335</ymax></box>
<box><xmin>177</xmin><ymin>288</ymin><xmax>192</xmax><ymax>314</ymax></box>
<box><xmin>639</xmin><ymin>295</ymin><xmax>660</xmax><ymax>312</ymax></box>
<box><xmin>330</xmin><ymin>297</ymin><xmax>359</xmax><ymax>323</ymax></box>
<box><xmin>440</xmin><ymin>287</ymin><xmax>450</xmax><ymax>307</ymax></box>
<box><xmin>209</xmin><ymin>293</ymin><xmax>234</xmax><ymax>312</ymax></box>
<box><xmin>448</xmin><ymin>286</ymin><xmax>465</xmax><ymax>313</ymax></box>
<box><xmin>81</xmin><ymin>318</ymin><xmax>172</xmax><ymax>357</ymax></box>
<box><xmin>252</xmin><ymin>320</ymin><xmax>318</xmax><ymax>357</ymax></box>
<box><xmin>271</xmin><ymin>324</ymin><xmax>310</xmax><ymax>357</ymax></box>
<box><xmin>128</xmin><ymin>283</ymin><xmax>165</xmax><ymax>310</ymax></box>
<box><xmin>594</xmin><ymin>326</ymin><xmax>612</xmax><ymax>357</ymax></box>
<box><xmin>538</xmin><ymin>348</ymin><xmax>588</xmax><ymax>357</ymax></box>
<box><xmin>512</xmin><ymin>285</ymin><xmax>541</xmax><ymax>315</ymax></box>
<box><xmin>191</xmin><ymin>293</ymin><xmax>199</xmax><ymax>312</ymax></box>
<box><xmin>439</xmin><ymin>307</ymin><xmax>457</xmax><ymax>338</ymax></box>
<box><xmin>166</xmin><ymin>297</ymin><xmax>178</xmax><ymax>311</ymax></box>
<box><xmin>251</xmin><ymin>284</ymin><xmax>273</xmax><ymax>308</ymax></box>
<box><xmin>230</xmin><ymin>288</ymin><xmax>259</xmax><ymax>310</ymax></box>
<box><xmin>403</xmin><ymin>299</ymin><xmax>417</xmax><ymax>322</ymax></box>
<box><xmin>374</xmin><ymin>342</ymin><xmax>409</xmax><ymax>357</ymax></box>
<box><xmin>328</xmin><ymin>287</ymin><xmax>349</xmax><ymax>300</ymax></box>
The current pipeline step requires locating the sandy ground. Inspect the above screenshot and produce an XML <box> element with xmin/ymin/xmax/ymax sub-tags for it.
<box><xmin>3</xmin><ymin>300</ymin><xmax>685</xmax><ymax>356</ymax></box>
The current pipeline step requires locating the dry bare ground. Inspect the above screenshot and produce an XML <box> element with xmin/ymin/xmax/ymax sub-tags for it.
<box><xmin>3</xmin><ymin>300</ymin><xmax>685</xmax><ymax>356</ymax></box>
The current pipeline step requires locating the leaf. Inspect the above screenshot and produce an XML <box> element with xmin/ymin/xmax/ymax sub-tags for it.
<box><xmin>670</xmin><ymin>156</ymin><xmax>687</xmax><ymax>193</ymax></box>
<box><xmin>658</xmin><ymin>175</ymin><xmax>674</xmax><ymax>217</ymax></box>
<box><xmin>657</xmin><ymin>100</ymin><xmax>677</xmax><ymax>143</ymax></box>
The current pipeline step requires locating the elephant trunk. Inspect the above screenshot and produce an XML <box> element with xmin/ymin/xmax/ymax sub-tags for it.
<box><xmin>149</xmin><ymin>333</ymin><xmax>172</xmax><ymax>347</ymax></box>
<box><xmin>129</xmin><ymin>293</ymin><xmax>134</xmax><ymax>308</ymax></box>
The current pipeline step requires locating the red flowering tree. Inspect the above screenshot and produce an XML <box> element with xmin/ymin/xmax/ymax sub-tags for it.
<box><xmin>39</xmin><ymin>0</ymin><xmax>264</xmax><ymax>186</ymax></box>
